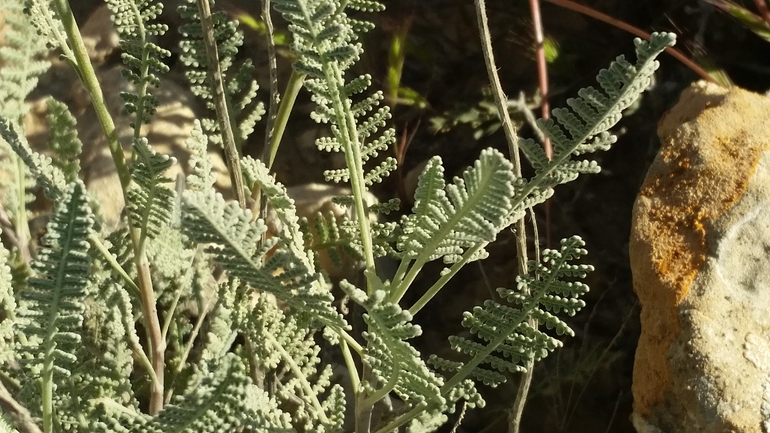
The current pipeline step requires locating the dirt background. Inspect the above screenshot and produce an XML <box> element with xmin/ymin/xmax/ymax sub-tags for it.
<box><xmin>61</xmin><ymin>1</ymin><xmax>770</xmax><ymax>432</ymax></box>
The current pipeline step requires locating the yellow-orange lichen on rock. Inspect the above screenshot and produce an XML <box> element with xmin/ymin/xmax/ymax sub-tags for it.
<box><xmin>630</xmin><ymin>81</ymin><xmax>770</xmax><ymax>420</ymax></box>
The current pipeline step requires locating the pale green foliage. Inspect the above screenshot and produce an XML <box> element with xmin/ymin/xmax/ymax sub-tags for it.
<box><xmin>398</xmin><ymin>148</ymin><xmax>514</xmax><ymax>264</ymax></box>
<box><xmin>184</xmin><ymin>120</ymin><xmax>216</xmax><ymax>191</ymax></box>
<box><xmin>103</xmin><ymin>354</ymin><xmax>294</xmax><ymax>433</ymax></box>
<box><xmin>16</xmin><ymin>181</ymin><xmax>94</xmax><ymax>429</ymax></box>
<box><xmin>0</xmin><ymin>0</ymin><xmax>50</xmax><ymax>234</ymax></box>
<box><xmin>181</xmin><ymin>187</ymin><xmax>348</xmax><ymax>333</ymax></box>
<box><xmin>0</xmin><ymin>230</ymin><xmax>15</xmax><ymax>366</ymax></box>
<box><xmin>0</xmin><ymin>0</ymin><xmax>49</xmax><ymax>123</ymax></box>
<box><xmin>127</xmin><ymin>137</ymin><xmax>176</xmax><ymax>243</ymax></box>
<box><xmin>517</xmin><ymin>32</ymin><xmax>676</xmax><ymax>196</ymax></box>
<box><xmin>45</xmin><ymin>98</ymin><xmax>82</xmax><ymax>182</ymax></box>
<box><xmin>106</xmin><ymin>0</ymin><xmax>171</xmax><ymax>128</ymax></box>
<box><xmin>273</xmin><ymin>0</ymin><xmax>397</xmax><ymax>196</ymax></box>
<box><xmin>429</xmin><ymin>236</ymin><xmax>592</xmax><ymax>388</ymax></box>
<box><xmin>178</xmin><ymin>0</ymin><xmax>265</xmax><ymax>146</ymax></box>
<box><xmin>343</xmin><ymin>283</ymin><xmax>445</xmax><ymax>406</ymax></box>
<box><xmin>23</xmin><ymin>0</ymin><xmax>67</xmax><ymax>52</ymax></box>
<box><xmin>245</xmin><ymin>294</ymin><xmax>346</xmax><ymax>432</ymax></box>
<box><xmin>0</xmin><ymin>0</ymin><xmax>676</xmax><ymax>431</ymax></box>
<box><xmin>0</xmin><ymin>117</ymin><xmax>67</xmax><ymax>200</ymax></box>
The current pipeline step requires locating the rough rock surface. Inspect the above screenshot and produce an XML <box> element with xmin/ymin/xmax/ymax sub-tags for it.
<box><xmin>630</xmin><ymin>81</ymin><xmax>770</xmax><ymax>433</ymax></box>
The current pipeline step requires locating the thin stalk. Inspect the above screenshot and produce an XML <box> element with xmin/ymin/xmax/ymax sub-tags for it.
<box><xmin>408</xmin><ymin>243</ymin><xmax>484</xmax><ymax>315</ymax></box>
<box><xmin>196</xmin><ymin>0</ymin><xmax>246</xmax><ymax>209</ymax></box>
<box><xmin>544</xmin><ymin>0</ymin><xmax>718</xmax><ymax>85</ymax></box>
<box><xmin>340</xmin><ymin>339</ymin><xmax>361</xmax><ymax>392</ymax></box>
<box><xmin>52</xmin><ymin>0</ymin><xmax>164</xmax><ymax>414</ymax></box>
<box><xmin>250</xmin><ymin>0</ymin><xmax>279</xmax><ymax>221</ymax></box>
<box><xmin>373</xmin><ymin>403</ymin><xmax>428</xmax><ymax>433</ymax></box>
<box><xmin>473</xmin><ymin>1</ymin><xmax>532</xmax><ymax>432</ymax></box>
<box><xmin>14</xmin><ymin>157</ymin><xmax>31</xmax><ymax>264</ymax></box>
<box><xmin>88</xmin><ymin>233</ymin><xmax>140</xmax><ymax>297</ymax></box>
<box><xmin>269</xmin><ymin>334</ymin><xmax>331</xmax><ymax>425</ymax></box>
<box><xmin>756</xmin><ymin>0</ymin><xmax>770</xmax><ymax>24</ymax></box>
<box><xmin>125</xmin><ymin>0</ymin><xmax>159</xmax><ymax>255</ymax></box>
<box><xmin>362</xmin><ymin>368</ymin><xmax>399</xmax><ymax>407</ymax></box>
<box><xmin>529</xmin><ymin>0</ymin><xmax>553</xmax><ymax>249</ymax></box>
<box><xmin>267</xmin><ymin>70</ymin><xmax>305</xmax><ymax>170</ymax></box>
<box><xmin>0</xmin><ymin>381</ymin><xmax>43</xmax><ymax>433</ymax></box>
<box><xmin>262</xmin><ymin>0</ymin><xmax>280</xmax><ymax>165</ymax></box>
<box><xmin>311</xmin><ymin>24</ymin><xmax>378</xmax><ymax>433</ymax></box>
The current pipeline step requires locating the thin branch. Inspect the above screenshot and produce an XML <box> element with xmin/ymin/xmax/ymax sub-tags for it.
<box><xmin>544</xmin><ymin>0</ymin><xmax>720</xmax><ymax>85</ymax></box>
<box><xmin>196</xmin><ymin>0</ymin><xmax>246</xmax><ymax>208</ymax></box>
<box><xmin>754</xmin><ymin>0</ymin><xmax>770</xmax><ymax>24</ymax></box>
<box><xmin>529</xmin><ymin>0</ymin><xmax>553</xmax><ymax>249</ymax></box>
<box><xmin>529</xmin><ymin>0</ymin><xmax>551</xmax><ymax>160</ymax></box>
<box><xmin>0</xmin><ymin>381</ymin><xmax>43</xmax><ymax>433</ymax></box>
<box><xmin>472</xmin><ymin>2</ymin><xmax>533</xmax><ymax>432</ymax></box>
<box><xmin>51</xmin><ymin>0</ymin><xmax>165</xmax><ymax>414</ymax></box>
<box><xmin>262</xmin><ymin>0</ymin><xmax>280</xmax><ymax>163</ymax></box>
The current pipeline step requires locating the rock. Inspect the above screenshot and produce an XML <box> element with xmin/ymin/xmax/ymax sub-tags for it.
<box><xmin>630</xmin><ymin>80</ymin><xmax>770</xmax><ymax>433</ymax></box>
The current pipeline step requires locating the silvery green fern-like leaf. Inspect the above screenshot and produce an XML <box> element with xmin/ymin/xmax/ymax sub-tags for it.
<box><xmin>45</xmin><ymin>98</ymin><xmax>82</xmax><ymax>182</ymax></box>
<box><xmin>430</xmin><ymin>236</ymin><xmax>591</xmax><ymax>390</ymax></box>
<box><xmin>274</xmin><ymin>0</ymin><xmax>397</xmax><ymax>195</ymax></box>
<box><xmin>0</xmin><ymin>0</ymin><xmax>49</xmax><ymax>123</ymax></box>
<box><xmin>127</xmin><ymin>137</ymin><xmax>176</xmax><ymax>246</ymax></box>
<box><xmin>178</xmin><ymin>0</ymin><xmax>264</xmax><ymax>146</ymax></box>
<box><xmin>342</xmin><ymin>283</ymin><xmax>445</xmax><ymax>408</ymax></box>
<box><xmin>103</xmin><ymin>354</ymin><xmax>293</xmax><ymax>432</ymax></box>
<box><xmin>245</xmin><ymin>294</ymin><xmax>345</xmax><ymax>432</ymax></box>
<box><xmin>240</xmin><ymin>156</ymin><xmax>315</xmax><ymax>270</ymax></box>
<box><xmin>181</xmin><ymin>189</ymin><xmax>348</xmax><ymax>333</ymax></box>
<box><xmin>16</xmin><ymin>180</ymin><xmax>94</xmax><ymax>430</ymax></box>
<box><xmin>0</xmin><ymin>117</ymin><xmax>67</xmax><ymax>201</ymax></box>
<box><xmin>397</xmin><ymin>148</ymin><xmax>514</xmax><ymax>264</ymax></box>
<box><xmin>23</xmin><ymin>0</ymin><xmax>66</xmax><ymax>52</ymax></box>
<box><xmin>517</xmin><ymin>32</ymin><xmax>675</xmax><ymax>197</ymax></box>
<box><xmin>0</xmin><ymin>229</ymin><xmax>15</xmax><ymax>368</ymax></box>
<box><xmin>105</xmin><ymin>0</ymin><xmax>171</xmax><ymax>129</ymax></box>
<box><xmin>184</xmin><ymin>120</ymin><xmax>216</xmax><ymax>191</ymax></box>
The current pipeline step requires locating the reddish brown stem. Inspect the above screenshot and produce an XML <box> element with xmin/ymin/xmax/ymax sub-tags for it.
<box><xmin>529</xmin><ymin>0</ymin><xmax>553</xmax><ymax>249</ymax></box>
<box><xmin>544</xmin><ymin>0</ymin><xmax>720</xmax><ymax>85</ymax></box>
<box><xmin>754</xmin><ymin>0</ymin><xmax>770</xmax><ymax>25</ymax></box>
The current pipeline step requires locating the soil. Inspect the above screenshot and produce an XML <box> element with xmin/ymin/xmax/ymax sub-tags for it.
<box><xmin>59</xmin><ymin>1</ymin><xmax>770</xmax><ymax>432</ymax></box>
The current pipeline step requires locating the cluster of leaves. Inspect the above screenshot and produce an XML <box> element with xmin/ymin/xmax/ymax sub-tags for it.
<box><xmin>0</xmin><ymin>0</ymin><xmax>675</xmax><ymax>432</ymax></box>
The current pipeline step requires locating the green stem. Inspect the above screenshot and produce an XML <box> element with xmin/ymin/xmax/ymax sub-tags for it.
<box><xmin>88</xmin><ymin>233</ymin><xmax>140</xmax><ymax>297</ymax></box>
<box><xmin>266</xmin><ymin>70</ymin><xmax>305</xmax><ymax>170</ymax></box>
<box><xmin>51</xmin><ymin>0</ymin><xmax>129</xmax><ymax>189</ymax></box>
<box><xmin>362</xmin><ymin>368</ymin><xmax>399</xmax><ymax>407</ymax></box>
<box><xmin>408</xmin><ymin>243</ymin><xmax>485</xmax><ymax>315</ymax></box>
<box><xmin>372</xmin><ymin>403</ymin><xmax>428</xmax><ymax>433</ymax></box>
<box><xmin>340</xmin><ymin>339</ymin><xmax>360</xmax><ymax>392</ymax></box>
<box><xmin>52</xmin><ymin>0</ymin><xmax>164</xmax><ymax>414</ymax></box>
<box><xmin>268</xmin><ymin>333</ymin><xmax>331</xmax><ymax>425</ymax></box>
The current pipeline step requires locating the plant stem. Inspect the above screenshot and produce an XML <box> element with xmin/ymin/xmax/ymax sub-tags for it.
<box><xmin>267</xmin><ymin>70</ymin><xmax>305</xmax><ymax>170</ymax></box>
<box><xmin>0</xmin><ymin>381</ymin><xmax>42</xmax><ymax>433</ymax></box>
<box><xmin>52</xmin><ymin>0</ymin><xmax>165</xmax><ymax>415</ymax></box>
<box><xmin>269</xmin><ymin>334</ymin><xmax>331</xmax><ymax>425</ymax></box>
<box><xmin>196</xmin><ymin>0</ymin><xmax>246</xmax><ymax>209</ymax></box>
<box><xmin>544</xmin><ymin>0</ymin><xmax>718</xmax><ymax>85</ymax></box>
<box><xmin>472</xmin><ymin>1</ymin><xmax>533</xmax><ymax>431</ymax></box>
